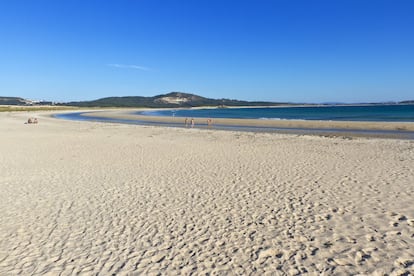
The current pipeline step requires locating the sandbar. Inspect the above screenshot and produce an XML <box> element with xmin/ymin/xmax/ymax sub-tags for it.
<box><xmin>82</xmin><ymin>109</ymin><xmax>414</xmax><ymax>132</ymax></box>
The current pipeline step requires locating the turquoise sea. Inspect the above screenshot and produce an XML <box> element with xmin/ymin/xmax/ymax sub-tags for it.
<box><xmin>141</xmin><ymin>104</ymin><xmax>414</xmax><ymax>122</ymax></box>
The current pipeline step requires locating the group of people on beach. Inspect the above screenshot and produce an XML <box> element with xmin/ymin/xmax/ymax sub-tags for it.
<box><xmin>26</xmin><ymin>117</ymin><xmax>38</xmax><ymax>124</ymax></box>
<box><xmin>184</xmin><ymin>118</ymin><xmax>213</xmax><ymax>128</ymax></box>
<box><xmin>184</xmin><ymin>118</ymin><xmax>195</xmax><ymax>128</ymax></box>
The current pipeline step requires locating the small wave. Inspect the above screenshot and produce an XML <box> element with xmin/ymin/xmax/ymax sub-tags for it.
<box><xmin>259</xmin><ymin>117</ymin><xmax>312</xmax><ymax>121</ymax></box>
<box><xmin>259</xmin><ymin>117</ymin><xmax>284</xmax><ymax>120</ymax></box>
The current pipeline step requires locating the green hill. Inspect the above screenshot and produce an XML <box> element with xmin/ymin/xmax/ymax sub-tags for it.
<box><xmin>0</xmin><ymin>96</ymin><xmax>28</xmax><ymax>105</ymax></box>
<box><xmin>61</xmin><ymin>92</ymin><xmax>286</xmax><ymax>108</ymax></box>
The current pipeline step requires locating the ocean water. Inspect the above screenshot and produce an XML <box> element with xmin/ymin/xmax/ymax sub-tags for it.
<box><xmin>55</xmin><ymin>108</ymin><xmax>414</xmax><ymax>139</ymax></box>
<box><xmin>141</xmin><ymin>104</ymin><xmax>414</xmax><ymax>122</ymax></box>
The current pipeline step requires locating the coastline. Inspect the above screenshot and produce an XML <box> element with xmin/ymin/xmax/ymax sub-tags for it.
<box><xmin>67</xmin><ymin>109</ymin><xmax>414</xmax><ymax>139</ymax></box>
<box><xmin>80</xmin><ymin>109</ymin><xmax>414</xmax><ymax>131</ymax></box>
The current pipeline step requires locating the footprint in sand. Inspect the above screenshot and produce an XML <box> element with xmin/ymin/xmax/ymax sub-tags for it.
<box><xmin>394</xmin><ymin>257</ymin><xmax>414</xmax><ymax>269</ymax></box>
<box><xmin>255</xmin><ymin>248</ymin><xmax>284</xmax><ymax>262</ymax></box>
<box><xmin>355</xmin><ymin>250</ymin><xmax>371</xmax><ymax>263</ymax></box>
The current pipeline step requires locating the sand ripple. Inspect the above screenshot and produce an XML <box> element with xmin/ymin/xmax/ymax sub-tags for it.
<box><xmin>0</xmin><ymin>112</ymin><xmax>413</xmax><ymax>275</ymax></box>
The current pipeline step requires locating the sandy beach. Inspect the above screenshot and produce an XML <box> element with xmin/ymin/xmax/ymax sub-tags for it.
<box><xmin>1</xmin><ymin>111</ymin><xmax>413</xmax><ymax>275</ymax></box>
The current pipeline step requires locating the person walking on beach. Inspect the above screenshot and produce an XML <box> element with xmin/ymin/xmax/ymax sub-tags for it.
<box><xmin>185</xmin><ymin>118</ymin><xmax>189</xmax><ymax>127</ymax></box>
<box><xmin>191</xmin><ymin>118</ymin><xmax>195</xmax><ymax>128</ymax></box>
<box><xmin>207</xmin><ymin>118</ymin><xmax>212</xmax><ymax>128</ymax></box>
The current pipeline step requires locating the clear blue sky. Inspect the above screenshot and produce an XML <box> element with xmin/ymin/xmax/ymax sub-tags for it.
<box><xmin>0</xmin><ymin>0</ymin><xmax>413</xmax><ymax>103</ymax></box>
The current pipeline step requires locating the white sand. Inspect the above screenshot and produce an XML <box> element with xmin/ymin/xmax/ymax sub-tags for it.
<box><xmin>0</xmin><ymin>111</ymin><xmax>413</xmax><ymax>275</ymax></box>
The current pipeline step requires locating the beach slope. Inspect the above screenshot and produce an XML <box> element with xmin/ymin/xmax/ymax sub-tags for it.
<box><xmin>0</xmin><ymin>111</ymin><xmax>413</xmax><ymax>275</ymax></box>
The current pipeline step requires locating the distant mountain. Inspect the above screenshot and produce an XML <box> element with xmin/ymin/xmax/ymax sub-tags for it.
<box><xmin>0</xmin><ymin>96</ymin><xmax>29</xmax><ymax>105</ymax></box>
<box><xmin>61</xmin><ymin>92</ymin><xmax>287</xmax><ymax>108</ymax></box>
<box><xmin>2</xmin><ymin>93</ymin><xmax>414</xmax><ymax>107</ymax></box>
<box><xmin>0</xmin><ymin>96</ymin><xmax>53</xmax><ymax>106</ymax></box>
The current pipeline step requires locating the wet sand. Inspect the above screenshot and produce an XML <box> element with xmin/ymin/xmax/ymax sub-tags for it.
<box><xmin>82</xmin><ymin>109</ymin><xmax>414</xmax><ymax>132</ymax></box>
<box><xmin>0</xmin><ymin>111</ymin><xmax>413</xmax><ymax>275</ymax></box>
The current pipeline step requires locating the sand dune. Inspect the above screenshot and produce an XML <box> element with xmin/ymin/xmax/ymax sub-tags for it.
<box><xmin>0</xmin><ymin>111</ymin><xmax>413</xmax><ymax>275</ymax></box>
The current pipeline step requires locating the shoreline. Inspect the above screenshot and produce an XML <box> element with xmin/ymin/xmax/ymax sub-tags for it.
<box><xmin>55</xmin><ymin>109</ymin><xmax>414</xmax><ymax>140</ymax></box>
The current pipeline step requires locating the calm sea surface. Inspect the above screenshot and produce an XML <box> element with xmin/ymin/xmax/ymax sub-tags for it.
<box><xmin>141</xmin><ymin>105</ymin><xmax>414</xmax><ymax>122</ymax></box>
